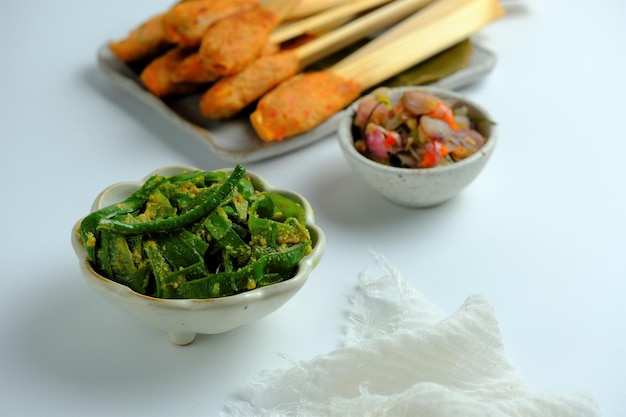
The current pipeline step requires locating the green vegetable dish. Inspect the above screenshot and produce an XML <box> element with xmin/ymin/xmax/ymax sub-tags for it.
<box><xmin>78</xmin><ymin>164</ymin><xmax>312</xmax><ymax>299</ymax></box>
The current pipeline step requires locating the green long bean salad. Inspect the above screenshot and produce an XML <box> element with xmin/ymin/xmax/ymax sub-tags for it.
<box><xmin>78</xmin><ymin>164</ymin><xmax>312</xmax><ymax>299</ymax></box>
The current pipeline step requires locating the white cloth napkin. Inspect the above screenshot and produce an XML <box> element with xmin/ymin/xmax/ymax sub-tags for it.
<box><xmin>222</xmin><ymin>253</ymin><xmax>601</xmax><ymax>417</ymax></box>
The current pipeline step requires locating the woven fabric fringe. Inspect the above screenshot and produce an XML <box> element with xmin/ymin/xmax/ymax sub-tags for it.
<box><xmin>221</xmin><ymin>253</ymin><xmax>601</xmax><ymax>417</ymax></box>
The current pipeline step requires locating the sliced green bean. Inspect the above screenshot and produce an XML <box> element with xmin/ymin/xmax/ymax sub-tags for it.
<box><xmin>155</xmin><ymin>232</ymin><xmax>205</xmax><ymax>271</ymax></box>
<box><xmin>260</xmin><ymin>192</ymin><xmax>306</xmax><ymax>223</ymax></box>
<box><xmin>169</xmin><ymin>242</ymin><xmax>309</xmax><ymax>298</ymax></box>
<box><xmin>97</xmin><ymin>165</ymin><xmax>246</xmax><ymax>235</ymax></box>
<box><xmin>80</xmin><ymin>174</ymin><xmax>167</xmax><ymax>261</ymax></box>
<box><xmin>205</xmin><ymin>209</ymin><xmax>251</xmax><ymax>260</ymax></box>
<box><xmin>143</xmin><ymin>187</ymin><xmax>176</xmax><ymax>220</ymax></box>
<box><xmin>248</xmin><ymin>192</ymin><xmax>310</xmax><ymax>249</ymax></box>
<box><xmin>143</xmin><ymin>240</ymin><xmax>174</xmax><ymax>299</ymax></box>
<box><xmin>179</xmin><ymin>229</ymin><xmax>209</xmax><ymax>257</ymax></box>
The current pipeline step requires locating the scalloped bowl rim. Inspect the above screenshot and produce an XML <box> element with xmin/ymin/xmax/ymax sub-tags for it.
<box><xmin>71</xmin><ymin>165</ymin><xmax>326</xmax><ymax>343</ymax></box>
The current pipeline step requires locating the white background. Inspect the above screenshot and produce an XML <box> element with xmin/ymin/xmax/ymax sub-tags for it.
<box><xmin>1</xmin><ymin>1</ymin><xmax>624</xmax><ymax>416</ymax></box>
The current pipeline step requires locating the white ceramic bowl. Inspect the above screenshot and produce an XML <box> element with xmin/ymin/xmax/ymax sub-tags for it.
<box><xmin>71</xmin><ymin>166</ymin><xmax>326</xmax><ymax>345</ymax></box>
<box><xmin>337</xmin><ymin>86</ymin><xmax>497</xmax><ymax>208</ymax></box>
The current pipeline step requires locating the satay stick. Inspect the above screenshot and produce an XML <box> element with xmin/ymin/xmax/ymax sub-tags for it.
<box><xmin>332</xmin><ymin>0</ymin><xmax>505</xmax><ymax>88</ymax></box>
<box><xmin>293</xmin><ymin>0</ymin><xmax>435</xmax><ymax>68</ymax></box>
<box><xmin>199</xmin><ymin>0</ymin><xmax>390</xmax><ymax>79</ymax></box>
<box><xmin>285</xmin><ymin>0</ymin><xmax>351</xmax><ymax>20</ymax></box>
<box><xmin>177</xmin><ymin>0</ymin><xmax>409</xmax><ymax>84</ymax></box>
<box><xmin>199</xmin><ymin>0</ymin><xmax>434</xmax><ymax>118</ymax></box>
<box><xmin>335</xmin><ymin>0</ymin><xmax>483</xmax><ymax>68</ymax></box>
<box><xmin>249</xmin><ymin>0</ymin><xmax>504</xmax><ymax>141</ymax></box>
<box><xmin>270</xmin><ymin>0</ymin><xmax>393</xmax><ymax>44</ymax></box>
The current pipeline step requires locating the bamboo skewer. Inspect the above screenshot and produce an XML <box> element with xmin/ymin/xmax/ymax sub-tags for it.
<box><xmin>270</xmin><ymin>0</ymin><xmax>394</xmax><ymax>44</ymax></box>
<box><xmin>293</xmin><ymin>0</ymin><xmax>435</xmax><ymax>68</ymax></box>
<box><xmin>332</xmin><ymin>0</ymin><xmax>505</xmax><ymax>89</ymax></box>
<box><xmin>285</xmin><ymin>0</ymin><xmax>352</xmax><ymax>20</ymax></box>
<box><xmin>335</xmin><ymin>0</ymin><xmax>484</xmax><ymax>68</ymax></box>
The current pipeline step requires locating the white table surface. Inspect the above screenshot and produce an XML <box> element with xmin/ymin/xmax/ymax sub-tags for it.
<box><xmin>1</xmin><ymin>1</ymin><xmax>625</xmax><ymax>416</ymax></box>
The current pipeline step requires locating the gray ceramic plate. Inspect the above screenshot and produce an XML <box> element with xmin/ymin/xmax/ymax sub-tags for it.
<box><xmin>96</xmin><ymin>43</ymin><xmax>496</xmax><ymax>162</ymax></box>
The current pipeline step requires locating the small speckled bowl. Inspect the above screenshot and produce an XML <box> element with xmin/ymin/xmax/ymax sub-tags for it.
<box><xmin>71</xmin><ymin>166</ymin><xmax>326</xmax><ymax>345</ymax></box>
<box><xmin>337</xmin><ymin>86</ymin><xmax>497</xmax><ymax>208</ymax></box>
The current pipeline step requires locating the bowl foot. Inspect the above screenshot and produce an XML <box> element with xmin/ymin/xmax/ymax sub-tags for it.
<box><xmin>169</xmin><ymin>331</ymin><xmax>197</xmax><ymax>345</ymax></box>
